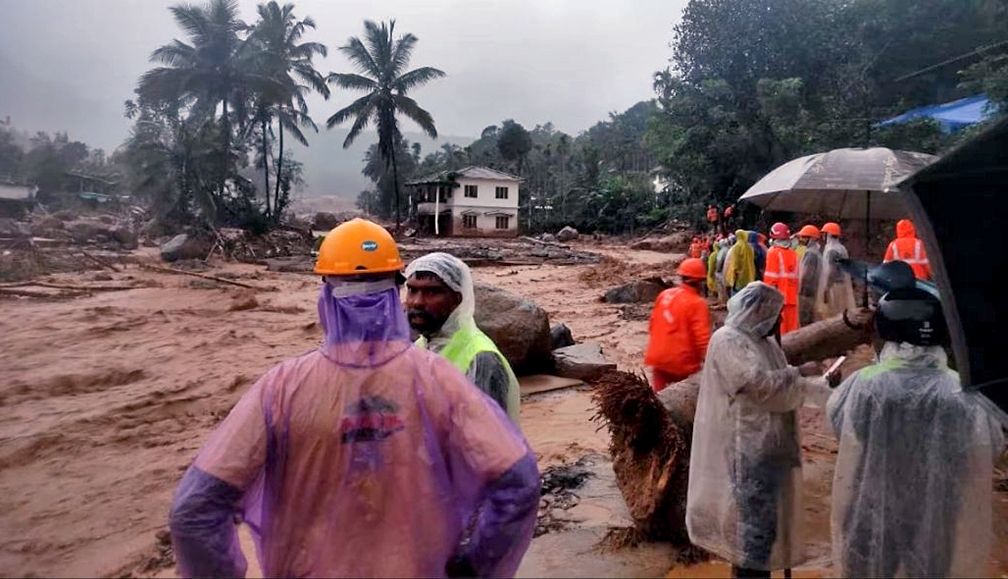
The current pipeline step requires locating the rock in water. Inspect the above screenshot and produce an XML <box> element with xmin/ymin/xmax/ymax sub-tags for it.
<box><xmin>160</xmin><ymin>234</ymin><xmax>211</xmax><ymax>262</ymax></box>
<box><xmin>550</xmin><ymin>323</ymin><xmax>575</xmax><ymax>350</ymax></box>
<box><xmin>552</xmin><ymin>343</ymin><xmax>617</xmax><ymax>381</ymax></box>
<box><xmin>603</xmin><ymin>278</ymin><xmax>667</xmax><ymax>304</ymax></box>
<box><xmin>556</xmin><ymin>226</ymin><xmax>579</xmax><ymax>242</ymax></box>
<box><xmin>474</xmin><ymin>283</ymin><xmax>552</xmax><ymax>375</ymax></box>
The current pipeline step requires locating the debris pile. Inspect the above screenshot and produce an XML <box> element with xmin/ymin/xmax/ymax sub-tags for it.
<box><xmin>535</xmin><ymin>456</ymin><xmax>596</xmax><ymax>537</ymax></box>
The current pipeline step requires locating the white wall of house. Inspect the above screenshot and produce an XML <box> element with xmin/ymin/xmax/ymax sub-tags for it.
<box><xmin>449</xmin><ymin>178</ymin><xmax>519</xmax><ymax>209</ymax></box>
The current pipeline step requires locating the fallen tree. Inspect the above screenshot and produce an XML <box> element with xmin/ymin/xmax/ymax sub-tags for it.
<box><xmin>591</xmin><ymin>307</ymin><xmax>875</xmax><ymax>544</ymax></box>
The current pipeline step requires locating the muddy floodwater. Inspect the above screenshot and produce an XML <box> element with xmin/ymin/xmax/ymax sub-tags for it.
<box><xmin>1</xmin><ymin>241</ymin><xmax>1006</xmax><ymax>578</ymax></box>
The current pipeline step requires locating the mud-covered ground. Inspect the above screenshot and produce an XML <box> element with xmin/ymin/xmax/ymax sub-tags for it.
<box><xmin>1</xmin><ymin>240</ymin><xmax>1005</xmax><ymax>578</ymax></box>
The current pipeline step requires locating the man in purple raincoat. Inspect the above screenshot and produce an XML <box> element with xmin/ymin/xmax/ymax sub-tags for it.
<box><xmin>167</xmin><ymin>218</ymin><xmax>540</xmax><ymax>578</ymax></box>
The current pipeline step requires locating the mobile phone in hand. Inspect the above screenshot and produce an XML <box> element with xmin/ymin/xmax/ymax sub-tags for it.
<box><xmin>824</xmin><ymin>355</ymin><xmax>846</xmax><ymax>387</ymax></box>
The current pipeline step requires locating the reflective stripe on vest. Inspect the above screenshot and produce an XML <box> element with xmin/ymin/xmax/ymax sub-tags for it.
<box><xmin>765</xmin><ymin>249</ymin><xmax>799</xmax><ymax>280</ymax></box>
<box><xmin>416</xmin><ymin>323</ymin><xmax>521</xmax><ymax>425</ymax></box>
<box><xmin>890</xmin><ymin>239</ymin><xmax>929</xmax><ymax>266</ymax></box>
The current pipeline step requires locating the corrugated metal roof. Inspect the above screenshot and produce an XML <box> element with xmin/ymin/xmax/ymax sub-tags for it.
<box><xmin>407</xmin><ymin>165</ymin><xmax>521</xmax><ymax>185</ymax></box>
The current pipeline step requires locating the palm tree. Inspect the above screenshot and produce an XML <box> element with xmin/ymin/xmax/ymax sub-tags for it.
<box><xmin>327</xmin><ymin>20</ymin><xmax>446</xmax><ymax>229</ymax></box>
<box><xmin>137</xmin><ymin>0</ymin><xmax>250</xmax><ymax>203</ymax></box>
<box><xmin>248</xmin><ymin>1</ymin><xmax>328</xmax><ymax>222</ymax></box>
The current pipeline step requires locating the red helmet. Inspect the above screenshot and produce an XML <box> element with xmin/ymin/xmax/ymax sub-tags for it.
<box><xmin>677</xmin><ymin>258</ymin><xmax>708</xmax><ymax>280</ymax></box>
<box><xmin>769</xmin><ymin>222</ymin><xmax>790</xmax><ymax>240</ymax></box>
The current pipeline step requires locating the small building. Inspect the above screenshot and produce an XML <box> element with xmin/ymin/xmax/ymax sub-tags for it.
<box><xmin>0</xmin><ymin>182</ymin><xmax>37</xmax><ymax>218</ymax></box>
<box><xmin>407</xmin><ymin>166</ymin><xmax>521</xmax><ymax>237</ymax></box>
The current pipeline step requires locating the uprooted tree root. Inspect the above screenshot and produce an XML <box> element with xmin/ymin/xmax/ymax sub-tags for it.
<box><xmin>590</xmin><ymin>370</ymin><xmax>694</xmax><ymax>545</ymax></box>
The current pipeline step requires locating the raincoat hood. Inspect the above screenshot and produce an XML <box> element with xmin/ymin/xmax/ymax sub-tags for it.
<box><xmin>878</xmin><ymin>341</ymin><xmax>950</xmax><ymax>370</ymax></box>
<box><xmin>725</xmin><ymin>281</ymin><xmax>784</xmax><ymax>338</ymax></box>
<box><xmin>405</xmin><ymin>252</ymin><xmax>477</xmax><ymax>350</ymax></box>
<box><xmin>896</xmin><ymin>219</ymin><xmax>917</xmax><ymax>239</ymax></box>
<box><xmin>316</xmin><ymin>277</ymin><xmax>412</xmax><ymax>366</ymax></box>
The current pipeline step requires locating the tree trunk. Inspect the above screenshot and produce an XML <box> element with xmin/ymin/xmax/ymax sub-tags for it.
<box><xmin>221</xmin><ymin>98</ymin><xmax>230</xmax><ymax>203</ymax></box>
<box><xmin>391</xmin><ymin>150</ymin><xmax>401</xmax><ymax>231</ymax></box>
<box><xmin>262</xmin><ymin>115</ymin><xmax>271</xmax><ymax>219</ymax></box>
<box><xmin>274</xmin><ymin>121</ymin><xmax>284</xmax><ymax>225</ymax></box>
<box><xmin>593</xmin><ymin>307</ymin><xmax>875</xmax><ymax>542</ymax></box>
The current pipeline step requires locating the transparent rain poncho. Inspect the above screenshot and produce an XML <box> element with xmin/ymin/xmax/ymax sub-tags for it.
<box><xmin>817</xmin><ymin>235</ymin><xmax>856</xmax><ymax>319</ymax></box>
<box><xmin>827</xmin><ymin>342</ymin><xmax>1004</xmax><ymax>578</ymax></box>
<box><xmin>686</xmin><ymin>282</ymin><xmax>829</xmax><ymax>571</ymax></box>
<box><xmin>168</xmin><ymin>277</ymin><xmax>539</xmax><ymax>578</ymax></box>
<box><xmin>406</xmin><ymin>252</ymin><xmax>521</xmax><ymax>423</ymax></box>
<box><xmin>797</xmin><ymin>240</ymin><xmax>822</xmax><ymax>327</ymax></box>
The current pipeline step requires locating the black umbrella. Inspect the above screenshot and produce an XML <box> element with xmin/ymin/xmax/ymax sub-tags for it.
<box><xmin>897</xmin><ymin>115</ymin><xmax>1008</xmax><ymax>424</ymax></box>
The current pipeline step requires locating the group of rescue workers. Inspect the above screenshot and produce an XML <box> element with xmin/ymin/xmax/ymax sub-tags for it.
<box><xmin>646</xmin><ymin>217</ymin><xmax>1001</xmax><ymax>578</ymax></box>
<box><xmin>166</xmin><ymin>216</ymin><xmax>1002</xmax><ymax>579</ymax></box>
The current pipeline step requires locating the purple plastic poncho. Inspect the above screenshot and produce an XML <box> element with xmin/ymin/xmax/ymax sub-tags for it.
<box><xmin>169</xmin><ymin>278</ymin><xmax>540</xmax><ymax>578</ymax></box>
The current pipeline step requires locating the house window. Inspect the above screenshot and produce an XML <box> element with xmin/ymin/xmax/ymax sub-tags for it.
<box><xmin>495</xmin><ymin>186</ymin><xmax>509</xmax><ymax>199</ymax></box>
<box><xmin>495</xmin><ymin>215</ymin><xmax>510</xmax><ymax>229</ymax></box>
<box><xmin>463</xmin><ymin>215</ymin><xmax>478</xmax><ymax>229</ymax></box>
<box><xmin>464</xmin><ymin>185</ymin><xmax>478</xmax><ymax>198</ymax></box>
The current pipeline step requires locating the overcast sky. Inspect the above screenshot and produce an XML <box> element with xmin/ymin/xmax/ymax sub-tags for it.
<box><xmin>0</xmin><ymin>0</ymin><xmax>688</xmax><ymax>152</ymax></box>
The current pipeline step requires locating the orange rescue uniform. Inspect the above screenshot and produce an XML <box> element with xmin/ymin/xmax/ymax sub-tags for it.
<box><xmin>644</xmin><ymin>284</ymin><xmax>711</xmax><ymax>391</ymax></box>
<box><xmin>884</xmin><ymin>219</ymin><xmax>931</xmax><ymax>280</ymax></box>
<box><xmin>764</xmin><ymin>244</ymin><xmax>800</xmax><ymax>334</ymax></box>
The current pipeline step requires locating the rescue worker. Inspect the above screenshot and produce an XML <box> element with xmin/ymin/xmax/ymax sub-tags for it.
<box><xmin>644</xmin><ymin>258</ymin><xmax>712</xmax><ymax>392</ymax></box>
<box><xmin>883</xmin><ymin>219</ymin><xmax>931</xmax><ymax>280</ymax></box>
<box><xmin>795</xmin><ymin>225</ymin><xmax>822</xmax><ymax>327</ymax></box>
<box><xmin>723</xmin><ymin>204</ymin><xmax>736</xmax><ymax>233</ymax></box>
<box><xmin>763</xmin><ymin>222</ymin><xmax>800</xmax><ymax>334</ymax></box>
<box><xmin>168</xmin><ymin>219</ymin><xmax>539</xmax><ymax>578</ymax></box>
<box><xmin>686</xmin><ymin>282</ymin><xmax>835</xmax><ymax>578</ymax></box>
<box><xmin>690</xmin><ymin>236</ymin><xmax>704</xmax><ymax>259</ymax></box>
<box><xmin>724</xmin><ymin>230</ymin><xmax>756</xmax><ymax>297</ymax></box>
<box><xmin>405</xmin><ymin>252</ymin><xmax>520</xmax><ymax>424</ymax></box>
<box><xmin>818</xmin><ymin>222</ymin><xmax>857</xmax><ymax>319</ymax></box>
<box><xmin>828</xmin><ymin>286</ymin><xmax>1003</xmax><ymax>578</ymax></box>
<box><xmin>706</xmin><ymin>241</ymin><xmax>721</xmax><ymax>299</ymax></box>
<box><xmin>707</xmin><ymin>204</ymin><xmax>720</xmax><ymax>234</ymax></box>
<box><xmin>793</xmin><ymin>224</ymin><xmax>819</xmax><ymax>261</ymax></box>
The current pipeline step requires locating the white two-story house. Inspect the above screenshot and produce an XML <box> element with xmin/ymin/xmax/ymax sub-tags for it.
<box><xmin>407</xmin><ymin>166</ymin><xmax>521</xmax><ymax>237</ymax></box>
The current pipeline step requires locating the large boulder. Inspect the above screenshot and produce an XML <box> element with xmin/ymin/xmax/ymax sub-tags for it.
<box><xmin>311</xmin><ymin>212</ymin><xmax>340</xmax><ymax>231</ymax></box>
<box><xmin>603</xmin><ymin>278</ymin><xmax>668</xmax><ymax>304</ymax></box>
<box><xmin>552</xmin><ymin>342</ymin><xmax>617</xmax><ymax>381</ymax></box>
<box><xmin>474</xmin><ymin>283</ymin><xmax>552</xmax><ymax>375</ymax></box>
<box><xmin>629</xmin><ymin>232</ymin><xmax>691</xmax><ymax>253</ymax></box>
<box><xmin>556</xmin><ymin>226</ymin><xmax>579</xmax><ymax>242</ymax></box>
<box><xmin>160</xmin><ymin>233</ymin><xmax>212</xmax><ymax>262</ymax></box>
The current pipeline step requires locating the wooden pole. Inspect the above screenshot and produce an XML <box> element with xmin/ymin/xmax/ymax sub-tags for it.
<box><xmin>139</xmin><ymin>263</ymin><xmax>262</xmax><ymax>290</ymax></box>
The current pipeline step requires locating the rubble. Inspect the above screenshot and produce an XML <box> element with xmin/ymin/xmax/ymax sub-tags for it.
<box><xmin>550</xmin><ymin>323</ymin><xmax>575</xmax><ymax>350</ymax></box>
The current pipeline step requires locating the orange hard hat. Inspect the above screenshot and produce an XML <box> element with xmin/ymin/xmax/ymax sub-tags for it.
<box><xmin>797</xmin><ymin>224</ymin><xmax>821</xmax><ymax>238</ymax></box>
<box><xmin>769</xmin><ymin>222</ymin><xmax>790</xmax><ymax>240</ymax></box>
<box><xmin>677</xmin><ymin>257</ymin><xmax>708</xmax><ymax>280</ymax></box>
<box><xmin>822</xmin><ymin>222</ymin><xmax>841</xmax><ymax>237</ymax></box>
<box><xmin>314</xmin><ymin>218</ymin><xmax>404</xmax><ymax>276</ymax></box>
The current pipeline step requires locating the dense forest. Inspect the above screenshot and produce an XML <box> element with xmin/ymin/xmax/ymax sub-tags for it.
<box><xmin>1</xmin><ymin>0</ymin><xmax>1006</xmax><ymax>234</ymax></box>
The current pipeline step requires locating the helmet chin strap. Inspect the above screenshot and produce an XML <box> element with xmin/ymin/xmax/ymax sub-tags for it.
<box><xmin>324</xmin><ymin>276</ymin><xmax>398</xmax><ymax>297</ymax></box>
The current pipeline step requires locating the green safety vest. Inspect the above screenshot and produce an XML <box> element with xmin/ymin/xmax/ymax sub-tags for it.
<box><xmin>416</xmin><ymin>323</ymin><xmax>521</xmax><ymax>425</ymax></box>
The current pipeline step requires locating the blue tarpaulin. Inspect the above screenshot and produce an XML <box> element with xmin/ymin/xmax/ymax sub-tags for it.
<box><xmin>875</xmin><ymin>95</ymin><xmax>998</xmax><ymax>133</ymax></box>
